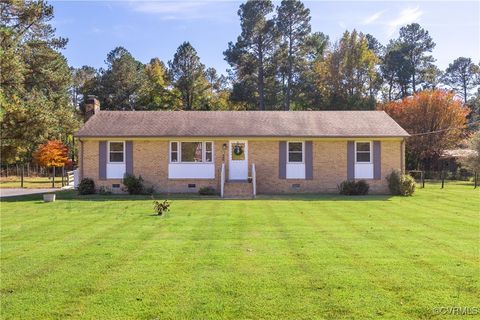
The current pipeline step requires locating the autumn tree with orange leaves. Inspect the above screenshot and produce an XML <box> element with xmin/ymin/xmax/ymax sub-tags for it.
<box><xmin>34</xmin><ymin>140</ymin><xmax>69</xmax><ymax>187</ymax></box>
<box><xmin>380</xmin><ymin>90</ymin><xmax>469</xmax><ymax>170</ymax></box>
<box><xmin>34</xmin><ymin>140</ymin><xmax>69</xmax><ymax>168</ymax></box>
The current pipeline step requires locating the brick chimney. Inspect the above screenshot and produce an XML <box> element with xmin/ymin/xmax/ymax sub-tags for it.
<box><xmin>84</xmin><ymin>95</ymin><xmax>100</xmax><ymax>121</ymax></box>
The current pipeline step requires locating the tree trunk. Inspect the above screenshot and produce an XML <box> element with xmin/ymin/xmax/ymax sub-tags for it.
<box><xmin>388</xmin><ymin>78</ymin><xmax>393</xmax><ymax>102</ymax></box>
<box><xmin>285</xmin><ymin>31</ymin><xmax>293</xmax><ymax>111</ymax></box>
<box><xmin>412</xmin><ymin>72</ymin><xmax>416</xmax><ymax>94</ymax></box>
<box><xmin>258</xmin><ymin>44</ymin><xmax>265</xmax><ymax>111</ymax></box>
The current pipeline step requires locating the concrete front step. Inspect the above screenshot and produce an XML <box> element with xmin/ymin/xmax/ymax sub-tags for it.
<box><xmin>224</xmin><ymin>180</ymin><xmax>254</xmax><ymax>198</ymax></box>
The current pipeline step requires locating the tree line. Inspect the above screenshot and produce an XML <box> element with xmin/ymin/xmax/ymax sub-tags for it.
<box><xmin>1</xmin><ymin>0</ymin><xmax>479</xmax><ymax>168</ymax></box>
<box><xmin>72</xmin><ymin>0</ymin><xmax>480</xmax><ymax>114</ymax></box>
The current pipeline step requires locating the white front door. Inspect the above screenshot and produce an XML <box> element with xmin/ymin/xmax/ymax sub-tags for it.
<box><xmin>229</xmin><ymin>140</ymin><xmax>248</xmax><ymax>180</ymax></box>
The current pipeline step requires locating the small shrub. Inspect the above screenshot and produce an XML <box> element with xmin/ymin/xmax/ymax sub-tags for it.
<box><xmin>386</xmin><ymin>170</ymin><xmax>416</xmax><ymax>196</ymax></box>
<box><xmin>122</xmin><ymin>174</ymin><xmax>144</xmax><ymax>195</ymax></box>
<box><xmin>386</xmin><ymin>170</ymin><xmax>401</xmax><ymax>195</ymax></box>
<box><xmin>338</xmin><ymin>180</ymin><xmax>370</xmax><ymax>195</ymax></box>
<box><xmin>98</xmin><ymin>186</ymin><xmax>112</xmax><ymax>195</ymax></box>
<box><xmin>77</xmin><ymin>178</ymin><xmax>95</xmax><ymax>195</ymax></box>
<box><xmin>399</xmin><ymin>174</ymin><xmax>416</xmax><ymax>196</ymax></box>
<box><xmin>198</xmin><ymin>186</ymin><xmax>216</xmax><ymax>195</ymax></box>
<box><xmin>355</xmin><ymin>180</ymin><xmax>370</xmax><ymax>195</ymax></box>
<box><xmin>153</xmin><ymin>199</ymin><xmax>171</xmax><ymax>216</ymax></box>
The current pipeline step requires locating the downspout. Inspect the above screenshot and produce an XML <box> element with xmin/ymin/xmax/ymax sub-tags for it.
<box><xmin>79</xmin><ymin>139</ymin><xmax>84</xmax><ymax>180</ymax></box>
<box><xmin>401</xmin><ymin>138</ymin><xmax>406</xmax><ymax>174</ymax></box>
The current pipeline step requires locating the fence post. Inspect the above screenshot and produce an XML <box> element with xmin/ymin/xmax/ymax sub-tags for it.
<box><xmin>441</xmin><ymin>171</ymin><xmax>445</xmax><ymax>189</ymax></box>
<box><xmin>421</xmin><ymin>171</ymin><xmax>425</xmax><ymax>188</ymax></box>
<box><xmin>475</xmin><ymin>172</ymin><xmax>477</xmax><ymax>189</ymax></box>
<box><xmin>21</xmin><ymin>163</ymin><xmax>24</xmax><ymax>188</ymax></box>
<box><xmin>52</xmin><ymin>167</ymin><xmax>55</xmax><ymax>188</ymax></box>
<box><xmin>61</xmin><ymin>166</ymin><xmax>65</xmax><ymax>187</ymax></box>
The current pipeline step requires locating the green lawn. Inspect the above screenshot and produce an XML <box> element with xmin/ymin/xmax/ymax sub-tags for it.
<box><xmin>1</xmin><ymin>183</ymin><xmax>479</xmax><ymax>319</ymax></box>
<box><xmin>0</xmin><ymin>176</ymin><xmax>61</xmax><ymax>189</ymax></box>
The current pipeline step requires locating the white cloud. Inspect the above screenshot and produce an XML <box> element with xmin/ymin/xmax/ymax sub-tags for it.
<box><xmin>363</xmin><ymin>10</ymin><xmax>385</xmax><ymax>25</ymax></box>
<box><xmin>387</xmin><ymin>6</ymin><xmax>423</xmax><ymax>37</ymax></box>
<box><xmin>129</xmin><ymin>1</ymin><xmax>224</xmax><ymax>21</ymax></box>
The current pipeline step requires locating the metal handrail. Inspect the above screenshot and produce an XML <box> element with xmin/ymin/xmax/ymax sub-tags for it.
<box><xmin>252</xmin><ymin>163</ymin><xmax>256</xmax><ymax>198</ymax></box>
<box><xmin>220</xmin><ymin>163</ymin><xmax>225</xmax><ymax>198</ymax></box>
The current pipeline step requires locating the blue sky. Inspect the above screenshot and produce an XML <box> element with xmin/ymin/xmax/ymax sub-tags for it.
<box><xmin>52</xmin><ymin>1</ymin><xmax>479</xmax><ymax>74</ymax></box>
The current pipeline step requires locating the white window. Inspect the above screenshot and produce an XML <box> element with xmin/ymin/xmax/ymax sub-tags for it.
<box><xmin>355</xmin><ymin>142</ymin><xmax>372</xmax><ymax>163</ymax></box>
<box><xmin>288</xmin><ymin>142</ymin><xmax>304</xmax><ymax>163</ymax></box>
<box><xmin>205</xmin><ymin>142</ymin><xmax>213</xmax><ymax>162</ymax></box>
<box><xmin>108</xmin><ymin>141</ymin><xmax>124</xmax><ymax>163</ymax></box>
<box><xmin>170</xmin><ymin>141</ymin><xmax>214</xmax><ymax>163</ymax></box>
<box><xmin>170</xmin><ymin>141</ymin><xmax>179</xmax><ymax>162</ymax></box>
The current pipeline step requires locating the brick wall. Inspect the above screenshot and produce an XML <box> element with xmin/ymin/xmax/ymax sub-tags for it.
<box><xmin>79</xmin><ymin>139</ymin><xmax>402</xmax><ymax>194</ymax></box>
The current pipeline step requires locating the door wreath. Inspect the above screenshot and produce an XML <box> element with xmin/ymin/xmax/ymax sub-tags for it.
<box><xmin>233</xmin><ymin>144</ymin><xmax>243</xmax><ymax>156</ymax></box>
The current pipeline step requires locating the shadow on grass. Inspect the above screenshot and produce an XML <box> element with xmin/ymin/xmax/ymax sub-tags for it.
<box><xmin>1</xmin><ymin>190</ymin><xmax>394</xmax><ymax>203</ymax></box>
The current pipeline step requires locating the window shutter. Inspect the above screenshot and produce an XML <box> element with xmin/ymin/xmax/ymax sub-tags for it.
<box><xmin>99</xmin><ymin>141</ymin><xmax>107</xmax><ymax>180</ymax></box>
<box><xmin>373</xmin><ymin>141</ymin><xmax>381</xmax><ymax>180</ymax></box>
<box><xmin>305</xmin><ymin>141</ymin><xmax>313</xmax><ymax>180</ymax></box>
<box><xmin>347</xmin><ymin>141</ymin><xmax>355</xmax><ymax>181</ymax></box>
<box><xmin>279</xmin><ymin>141</ymin><xmax>287</xmax><ymax>179</ymax></box>
<box><xmin>126</xmin><ymin>141</ymin><xmax>133</xmax><ymax>175</ymax></box>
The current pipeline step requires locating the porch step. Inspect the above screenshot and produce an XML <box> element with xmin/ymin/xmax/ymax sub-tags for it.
<box><xmin>224</xmin><ymin>180</ymin><xmax>254</xmax><ymax>199</ymax></box>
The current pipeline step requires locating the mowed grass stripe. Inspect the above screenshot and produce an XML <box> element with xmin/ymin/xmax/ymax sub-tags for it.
<box><xmin>1</xmin><ymin>182</ymin><xmax>478</xmax><ymax>319</ymax></box>
<box><xmin>1</xmin><ymin>201</ymin><xmax>151</xmax><ymax>298</ymax></box>
<box><xmin>369</xmin><ymin>198</ymin><xmax>479</xmax><ymax>264</ymax></box>
<box><xmin>295</xmin><ymin>202</ymin><xmax>414</xmax><ymax>319</ymax></box>
<box><xmin>321</xmin><ymin>201</ymin><xmax>478</xmax><ymax>313</ymax></box>
<box><xmin>305</xmin><ymin>198</ymin><xmax>478</xmax><ymax>318</ymax></box>
<box><xmin>57</xmin><ymin>208</ymin><xmax>184</xmax><ymax>318</ymax></box>
<box><xmin>0</xmin><ymin>202</ymin><xmax>125</xmax><ymax>266</ymax></box>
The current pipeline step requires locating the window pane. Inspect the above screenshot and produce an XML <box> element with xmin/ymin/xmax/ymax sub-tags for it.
<box><xmin>110</xmin><ymin>152</ymin><xmax>124</xmax><ymax>162</ymax></box>
<box><xmin>181</xmin><ymin>142</ymin><xmax>203</xmax><ymax>162</ymax></box>
<box><xmin>171</xmin><ymin>142</ymin><xmax>178</xmax><ymax>152</ymax></box>
<box><xmin>288</xmin><ymin>142</ymin><xmax>302</xmax><ymax>152</ymax></box>
<box><xmin>356</xmin><ymin>152</ymin><xmax>370</xmax><ymax>162</ymax></box>
<box><xmin>110</xmin><ymin>142</ymin><xmax>123</xmax><ymax>152</ymax></box>
<box><xmin>206</xmin><ymin>151</ymin><xmax>212</xmax><ymax>162</ymax></box>
<box><xmin>205</xmin><ymin>142</ymin><xmax>212</xmax><ymax>152</ymax></box>
<box><xmin>171</xmin><ymin>152</ymin><xmax>178</xmax><ymax>162</ymax></box>
<box><xmin>288</xmin><ymin>152</ymin><xmax>303</xmax><ymax>162</ymax></box>
<box><xmin>356</xmin><ymin>142</ymin><xmax>370</xmax><ymax>152</ymax></box>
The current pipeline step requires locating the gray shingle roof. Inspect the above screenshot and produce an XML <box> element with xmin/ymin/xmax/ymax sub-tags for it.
<box><xmin>75</xmin><ymin>111</ymin><xmax>409</xmax><ymax>138</ymax></box>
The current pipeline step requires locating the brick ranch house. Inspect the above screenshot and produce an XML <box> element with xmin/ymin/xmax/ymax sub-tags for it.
<box><xmin>75</xmin><ymin>98</ymin><xmax>409</xmax><ymax>197</ymax></box>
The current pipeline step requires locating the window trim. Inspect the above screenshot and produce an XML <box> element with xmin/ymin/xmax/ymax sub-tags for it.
<box><xmin>205</xmin><ymin>141</ymin><xmax>213</xmax><ymax>163</ymax></box>
<box><xmin>169</xmin><ymin>141</ymin><xmax>214</xmax><ymax>164</ymax></box>
<box><xmin>287</xmin><ymin>141</ymin><xmax>305</xmax><ymax>164</ymax></box>
<box><xmin>170</xmin><ymin>141</ymin><xmax>179</xmax><ymax>163</ymax></box>
<box><xmin>107</xmin><ymin>141</ymin><xmax>125</xmax><ymax>164</ymax></box>
<box><xmin>355</xmin><ymin>141</ymin><xmax>372</xmax><ymax>164</ymax></box>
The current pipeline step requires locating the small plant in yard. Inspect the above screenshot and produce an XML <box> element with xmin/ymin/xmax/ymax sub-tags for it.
<box><xmin>198</xmin><ymin>186</ymin><xmax>216</xmax><ymax>195</ymax></box>
<box><xmin>122</xmin><ymin>174</ymin><xmax>144</xmax><ymax>195</ymax></box>
<box><xmin>77</xmin><ymin>178</ymin><xmax>95</xmax><ymax>195</ymax></box>
<box><xmin>153</xmin><ymin>199</ymin><xmax>171</xmax><ymax>216</ymax></box>
<box><xmin>338</xmin><ymin>180</ymin><xmax>369</xmax><ymax>195</ymax></box>
<box><xmin>386</xmin><ymin>170</ymin><xmax>416</xmax><ymax>196</ymax></box>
